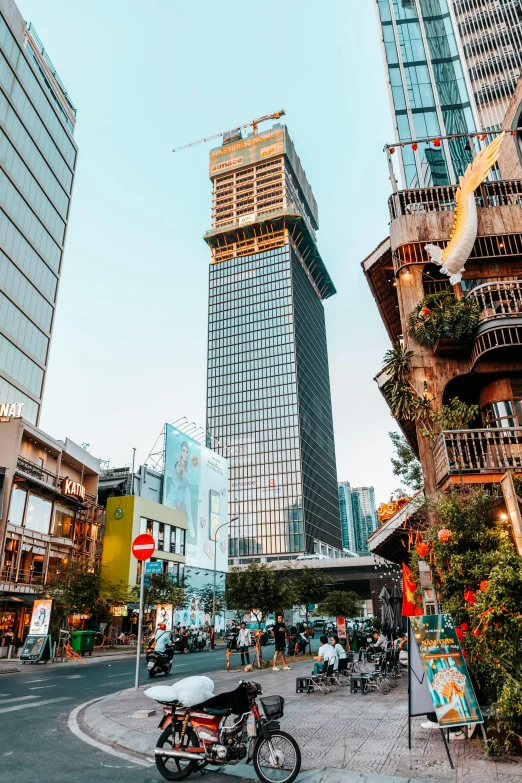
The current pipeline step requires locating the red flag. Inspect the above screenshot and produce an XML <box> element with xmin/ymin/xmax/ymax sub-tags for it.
<box><xmin>402</xmin><ymin>563</ymin><xmax>423</xmax><ymax>616</ymax></box>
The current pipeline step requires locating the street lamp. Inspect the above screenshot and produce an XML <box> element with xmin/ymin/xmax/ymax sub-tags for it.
<box><xmin>212</xmin><ymin>516</ymin><xmax>238</xmax><ymax>623</ymax></box>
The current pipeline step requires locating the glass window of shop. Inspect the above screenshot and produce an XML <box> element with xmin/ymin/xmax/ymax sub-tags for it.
<box><xmin>52</xmin><ymin>504</ymin><xmax>73</xmax><ymax>538</ymax></box>
<box><xmin>8</xmin><ymin>485</ymin><xmax>26</xmax><ymax>526</ymax></box>
<box><xmin>24</xmin><ymin>493</ymin><xmax>52</xmax><ymax>534</ymax></box>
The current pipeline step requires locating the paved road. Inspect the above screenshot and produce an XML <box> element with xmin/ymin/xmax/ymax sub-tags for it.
<box><xmin>0</xmin><ymin>642</ymin><xmax>317</xmax><ymax>783</ymax></box>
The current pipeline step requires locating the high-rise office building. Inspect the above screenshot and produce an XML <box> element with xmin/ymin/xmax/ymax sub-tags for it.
<box><xmin>338</xmin><ymin>483</ymin><xmax>378</xmax><ymax>555</ymax></box>
<box><xmin>205</xmin><ymin>124</ymin><xmax>342</xmax><ymax>561</ymax></box>
<box><xmin>0</xmin><ymin>1</ymin><xmax>78</xmax><ymax>424</ymax></box>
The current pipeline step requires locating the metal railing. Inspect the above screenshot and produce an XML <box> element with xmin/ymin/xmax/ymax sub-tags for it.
<box><xmin>27</xmin><ymin>23</ymin><xmax>77</xmax><ymax>115</ymax></box>
<box><xmin>434</xmin><ymin>428</ymin><xmax>522</xmax><ymax>485</ymax></box>
<box><xmin>16</xmin><ymin>456</ymin><xmax>58</xmax><ymax>489</ymax></box>
<box><xmin>388</xmin><ymin>179</ymin><xmax>522</xmax><ymax>220</ymax></box>
<box><xmin>467</xmin><ymin>280</ymin><xmax>522</xmax><ymax>322</ymax></box>
<box><xmin>0</xmin><ymin>567</ymin><xmax>61</xmax><ymax>586</ymax></box>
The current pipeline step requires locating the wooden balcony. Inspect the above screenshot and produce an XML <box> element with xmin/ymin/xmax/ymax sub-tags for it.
<box><xmin>434</xmin><ymin>427</ymin><xmax>522</xmax><ymax>486</ymax></box>
<box><xmin>468</xmin><ymin>280</ymin><xmax>522</xmax><ymax>366</ymax></box>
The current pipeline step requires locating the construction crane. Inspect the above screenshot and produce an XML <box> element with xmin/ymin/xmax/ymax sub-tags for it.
<box><xmin>172</xmin><ymin>110</ymin><xmax>285</xmax><ymax>153</ymax></box>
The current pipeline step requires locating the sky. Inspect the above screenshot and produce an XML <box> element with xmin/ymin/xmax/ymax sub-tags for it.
<box><xmin>19</xmin><ymin>0</ymin><xmax>400</xmax><ymax>506</ymax></box>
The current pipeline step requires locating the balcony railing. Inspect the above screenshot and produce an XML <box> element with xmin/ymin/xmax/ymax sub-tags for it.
<box><xmin>434</xmin><ymin>428</ymin><xmax>522</xmax><ymax>485</ymax></box>
<box><xmin>0</xmin><ymin>567</ymin><xmax>62</xmax><ymax>586</ymax></box>
<box><xmin>388</xmin><ymin>179</ymin><xmax>522</xmax><ymax>220</ymax></box>
<box><xmin>467</xmin><ymin>280</ymin><xmax>522</xmax><ymax>322</ymax></box>
<box><xmin>16</xmin><ymin>456</ymin><xmax>58</xmax><ymax>489</ymax></box>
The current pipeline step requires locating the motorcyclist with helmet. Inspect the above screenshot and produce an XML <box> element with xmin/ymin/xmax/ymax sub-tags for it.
<box><xmin>155</xmin><ymin>623</ymin><xmax>174</xmax><ymax>661</ymax></box>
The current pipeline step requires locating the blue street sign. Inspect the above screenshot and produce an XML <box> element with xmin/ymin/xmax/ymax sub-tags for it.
<box><xmin>144</xmin><ymin>576</ymin><xmax>151</xmax><ymax>589</ymax></box>
<box><xmin>145</xmin><ymin>561</ymin><xmax>163</xmax><ymax>575</ymax></box>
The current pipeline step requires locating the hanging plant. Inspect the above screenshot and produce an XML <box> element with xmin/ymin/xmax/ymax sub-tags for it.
<box><xmin>407</xmin><ymin>291</ymin><xmax>480</xmax><ymax>348</ymax></box>
<box><xmin>381</xmin><ymin>343</ymin><xmax>434</xmax><ymax>429</ymax></box>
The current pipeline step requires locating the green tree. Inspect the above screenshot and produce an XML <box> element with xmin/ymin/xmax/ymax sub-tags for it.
<box><xmin>45</xmin><ymin>560</ymin><xmax>102</xmax><ymax>637</ymax></box>
<box><xmin>196</xmin><ymin>583</ymin><xmax>225</xmax><ymax>618</ymax></box>
<box><xmin>316</xmin><ymin>590</ymin><xmax>363</xmax><ymax>620</ymax></box>
<box><xmin>129</xmin><ymin>573</ymin><xmax>186</xmax><ymax>611</ymax></box>
<box><xmin>389</xmin><ymin>431</ymin><xmax>423</xmax><ymax>491</ymax></box>
<box><xmin>225</xmin><ymin>564</ymin><xmax>295</xmax><ymax>626</ymax></box>
<box><xmin>286</xmin><ymin>567</ymin><xmax>332</xmax><ymax>651</ymax></box>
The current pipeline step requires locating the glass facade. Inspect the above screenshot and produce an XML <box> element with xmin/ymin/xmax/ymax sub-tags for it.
<box><xmin>0</xmin><ymin>9</ymin><xmax>77</xmax><ymax>424</ymax></box>
<box><xmin>337</xmin><ymin>483</ymin><xmax>378</xmax><ymax>555</ymax></box>
<box><xmin>207</xmin><ymin>241</ymin><xmax>341</xmax><ymax>559</ymax></box>
<box><xmin>377</xmin><ymin>0</ymin><xmax>476</xmax><ymax>186</ymax></box>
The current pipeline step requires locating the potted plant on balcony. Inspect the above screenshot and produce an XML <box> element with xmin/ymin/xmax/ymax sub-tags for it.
<box><xmin>407</xmin><ymin>291</ymin><xmax>480</xmax><ymax>355</ymax></box>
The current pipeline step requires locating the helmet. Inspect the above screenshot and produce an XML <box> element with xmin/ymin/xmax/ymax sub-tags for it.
<box><xmin>160</xmin><ymin>623</ymin><xmax>167</xmax><ymax>630</ymax></box>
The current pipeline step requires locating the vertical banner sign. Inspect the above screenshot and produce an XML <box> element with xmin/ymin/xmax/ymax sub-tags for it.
<box><xmin>336</xmin><ymin>616</ymin><xmax>347</xmax><ymax>640</ymax></box>
<box><xmin>410</xmin><ymin>614</ymin><xmax>483</xmax><ymax>728</ymax></box>
<box><xmin>29</xmin><ymin>599</ymin><xmax>52</xmax><ymax>634</ymax></box>
<box><xmin>155</xmin><ymin>604</ymin><xmax>173</xmax><ymax>631</ymax></box>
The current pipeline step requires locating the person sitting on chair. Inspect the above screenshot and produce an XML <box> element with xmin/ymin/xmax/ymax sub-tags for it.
<box><xmin>368</xmin><ymin>631</ymin><xmax>387</xmax><ymax>656</ymax></box>
<box><xmin>313</xmin><ymin>635</ymin><xmax>336</xmax><ymax>675</ymax></box>
<box><xmin>330</xmin><ymin>634</ymin><xmax>347</xmax><ymax>671</ymax></box>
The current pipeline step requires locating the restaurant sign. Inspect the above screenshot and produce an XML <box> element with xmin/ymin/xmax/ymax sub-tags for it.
<box><xmin>62</xmin><ymin>479</ymin><xmax>86</xmax><ymax>501</ymax></box>
<box><xmin>0</xmin><ymin>402</ymin><xmax>24</xmax><ymax>421</ymax></box>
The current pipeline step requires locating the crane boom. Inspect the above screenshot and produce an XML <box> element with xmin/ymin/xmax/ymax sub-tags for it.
<box><xmin>172</xmin><ymin>110</ymin><xmax>285</xmax><ymax>153</ymax></box>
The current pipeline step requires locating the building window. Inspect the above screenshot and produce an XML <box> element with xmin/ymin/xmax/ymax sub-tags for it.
<box><xmin>158</xmin><ymin>523</ymin><xmax>165</xmax><ymax>551</ymax></box>
<box><xmin>8</xmin><ymin>486</ymin><xmax>26</xmax><ymax>526</ymax></box>
<box><xmin>25</xmin><ymin>494</ymin><xmax>52</xmax><ymax>534</ymax></box>
<box><xmin>52</xmin><ymin>504</ymin><xmax>73</xmax><ymax>539</ymax></box>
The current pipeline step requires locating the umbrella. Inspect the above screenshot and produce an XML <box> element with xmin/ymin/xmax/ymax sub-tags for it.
<box><xmin>379</xmin><ymin>586</ymin><xmax>394</xmax><ymax>634</ymax></box>
<box><xmin>390</xmin><ymin>584</ymin><xmax>404</xmax><ymax>636</ymax></box>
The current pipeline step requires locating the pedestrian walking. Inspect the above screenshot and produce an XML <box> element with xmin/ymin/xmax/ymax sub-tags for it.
<box><xmin>209</xmin><ymin>625</ymin><xmax>215</xmax><ymax>651</ymax></box>
<box><xmin>181</xmin><ymin>625</ymin><xmax>189</xmax><ymax>653</ymax></box>
<box><xmin>272</xmin><ymin>614</ymin><xmax>291</xmax><ymax>671</ymax></box>
<box><xmin>238</xmin><ymin>622</ymin><xmax>251</xmax><ymax>665</ymax></box>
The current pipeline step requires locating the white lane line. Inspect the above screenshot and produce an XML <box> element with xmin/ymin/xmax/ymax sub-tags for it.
<box><xmin>29</xmin><ymin>685</ymin><xmax>57</xmax><ymax>690</ymax></box>
<box><xmin>107</xmin><ymin>673</ymin><xmax>129</xmax><ymax>678</ymax></box>
<box><xmin>68</xmin><ymin>696</ymin><xmax>152</xmax><ymax>768</ymax></box>
<box><xmin>26</xmin><ymin>679</ymin><xmax>46</xmax><ymax>683</ymax></box>
<box><xmin>0</xmin><ymin>695</ymin><xmax>39</xmax><ymax>705</ymax></box>
<box><xmin>65</xmin><ymin>675</ymin><xmax>84</xmax><ymax>679</ymax></box>
<box><xmin>0</xmin><ymin>696</ymin><xmax>72</xmax><ymax>714</ymax></box>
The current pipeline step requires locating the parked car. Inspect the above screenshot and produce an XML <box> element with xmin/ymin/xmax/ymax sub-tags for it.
<box><xmin>245</xmin><ymin>622</ymin><xmax>268</xmax><ymax>646</ymax></box>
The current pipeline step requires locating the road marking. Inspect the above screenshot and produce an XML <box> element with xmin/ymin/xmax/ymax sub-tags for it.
<box><xmin>0</xmin><ymin>697</ymin><xmax>71</xmax><ymax>714</ymax></box>
<box><xmin>107</xmin><ymin>673</ymin><xmax>129</xmax><ymax>678</ymax></box>
<box><xmin>29</xmin><ymin>685</ymin><xmax>57</xmax><ymax>690</ymax></box>
<box><xmin>0</xmin><ymin>695</ymin><xmax>39</xmax><ymax>705</ymax></box>
<box><xmin>26</xmin><ymin>679</ymin><xmax>46</xmax><ymax>683</ymax></box>
<box><xmin>68</xmin><ymin>697</ymin><xmax>153</xmax><ymax>768</ymax></box>
<box><xmin>65</xmin><ymin>675</ymin><xmax>84</xmax><ymax>679</ymax></box>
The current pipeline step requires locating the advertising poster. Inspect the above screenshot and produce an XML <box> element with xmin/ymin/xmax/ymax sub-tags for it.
<box><xmin>29</xmin><ymin>599</ymin><xmax>52</xmax><ymax>635</ymax></box>
<box><xmin>410</xmin><ymin>614</ymin><xmax>483</xmax><ymax>728</ymax></box>
<box><xmin>336</xmin><ymin>616</ymin><xmax>347</xmax><ymax>640</ymax></box>
<box><xmin>155</xmin><ymin>604</ymin><xmax>173</xmax><ymax>630</ymax></box>
<box><xmin>163</xmin><ymin>424</ymin><xmax>229</xmax><ymax>572</ymax></box>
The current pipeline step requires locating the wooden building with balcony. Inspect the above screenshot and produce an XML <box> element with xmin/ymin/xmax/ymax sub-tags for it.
<box><xmin>0</xmin><ymin>416</ymin><xmax>103</xmax><ymax>644</ymax></box>
<box><xmin>363</xmin><ymin>126</ymin><xmax>522</xmax><ymax>562</ymax></box>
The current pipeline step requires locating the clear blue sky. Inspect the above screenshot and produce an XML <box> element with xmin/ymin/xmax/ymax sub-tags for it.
<box><xmin>21</xmin><ymin>0</ymin><xmax>400</xmax><ymax>505</ymax></box>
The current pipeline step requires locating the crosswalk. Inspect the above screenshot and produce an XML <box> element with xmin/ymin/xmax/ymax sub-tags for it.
<box><xmin>0</xmin><ymin>696</ymin><xmax>72</xmax><ymax>714</ymax></box>
<box><xmin>0</xmin><ymin>671</ymin><xmax>98</xmax><ymax>716</ymax></box>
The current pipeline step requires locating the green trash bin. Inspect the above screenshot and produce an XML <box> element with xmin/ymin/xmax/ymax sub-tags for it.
<box><xmin>70</xmin><ymin>630</ymin><xmax>96</xmax><ymax>656</ymax></box>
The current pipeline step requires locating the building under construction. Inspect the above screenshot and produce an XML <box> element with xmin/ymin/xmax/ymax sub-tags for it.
<box><xmin>204</xmin><ymin>123</ymin><xmax>342</xmax><ymax>561</ymax></box>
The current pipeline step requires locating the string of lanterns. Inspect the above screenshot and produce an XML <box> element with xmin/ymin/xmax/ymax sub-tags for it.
<box><xmin>387</xmin><ymin>131</ymin><xmax>517</xmax><ymax>155</ymax></box>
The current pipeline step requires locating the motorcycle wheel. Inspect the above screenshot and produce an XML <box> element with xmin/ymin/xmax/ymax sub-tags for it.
<box><xmin>148</xmin><ymin>669</ymin><xmax>156</xmax><ymax>678</ymax></box>
<box><xmin>155</xmin><ymin>724</ymin><xmax>202</xmax><ymax>781</ymax></box>
<box><xmin>253</xmin><ymin>729</ymin><xmax>301</xmax><ymax>783</ymax></box>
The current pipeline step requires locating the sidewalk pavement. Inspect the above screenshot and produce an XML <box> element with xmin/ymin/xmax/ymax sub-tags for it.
<box><xmin>73</xmin><ymin>657</ymin><xmax>522</xmax><ymax>783</ymax></box>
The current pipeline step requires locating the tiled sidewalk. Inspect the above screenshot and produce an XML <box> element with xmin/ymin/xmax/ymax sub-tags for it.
<box><xmin>78</xmin><ymin>658</ymin><xmax>522</xmax><ymax>783</ymax></box>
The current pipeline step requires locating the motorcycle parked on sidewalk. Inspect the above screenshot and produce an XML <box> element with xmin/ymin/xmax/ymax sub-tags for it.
<box><xmin>147</xmin><ymin>648</ymin><xmax>173</xmax><ymax>678</ymax></box>
<box><xmin>151</xmin><ymin>680</ymin><xmax>301</xmax><ymax>783</ymax></box>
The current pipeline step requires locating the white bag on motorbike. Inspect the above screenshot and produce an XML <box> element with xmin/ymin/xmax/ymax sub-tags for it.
<box><xmin>145</xmin><ymin>675</ymin><xmax>215</xmax><ymax>707</ymax></box>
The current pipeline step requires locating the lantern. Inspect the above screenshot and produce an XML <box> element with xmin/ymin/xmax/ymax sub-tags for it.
<box><xmin>464</xmin><ymin>590</ymin><xmax>477</xmax><ymax>605</ymax></box>
<box><xmin>438</xmin><ymin>528</ymin><xmax>452</xmax><ymax>543</ymax></box>
<box><xmin>412</xmin><ymin>142</ymin><xmax>418</xmax><ymax>151</ymax></box>
<box><xmin>479</xmin><ymin>579</ymin><xmax>489</xmax><ymax>593</ymax></box>
<box><xmin>433</xmin><ymin>138</ymin><xmax>441</xmax><ymax>147</ymax></box>
<box><xmin>419</xmin><ymin>306</ymin><xmax>432</xmax><ymax>317</ymax></box>
<box><xmin>455</xmin><ymin>626</ymin><xmax>464</xmax><ymax>641</ymax></box>
<box><xmin>460</xmin><ymin>622</ymin><xmax>469</xmax><ymax>632</ymax></box>
<box><xmin>390</xmin><ymin>147</ymin><xmax>395</xmax><ymax>154</ymax></box>
<box><xmin>416</xmin><ymin>542</ymin><xmax>429</xmax><ymax>558</ymax></box>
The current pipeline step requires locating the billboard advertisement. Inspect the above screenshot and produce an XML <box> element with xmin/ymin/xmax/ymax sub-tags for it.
<box><xmin>29</xmin><ymin>599</ymin><xmax>52</xmax><ymax>635</ymax></box>
<box><xmin>155</xmin><ymin>604</ymin><xmax>173</xmax><ymax>630</ymax></box>
<box><xmin>163</xmin><ymin>425</ymin><xmax>229</xmax><ymax>572</ymax></box>
<box><xmin>410</xmin><ymin>614</ymin><xmax>483</xmax><ymax>728</ymax></box>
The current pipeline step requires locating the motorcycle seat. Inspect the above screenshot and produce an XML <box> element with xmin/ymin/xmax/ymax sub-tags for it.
<box><xmin>203</xmin><ymin>706</ymin><xmax>231</xmax><ymax>717</ymax></box>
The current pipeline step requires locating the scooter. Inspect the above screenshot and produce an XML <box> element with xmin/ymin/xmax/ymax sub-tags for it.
<box><xmin>147</xmin><ymin>647</ymin><xmax>173</xmax><ymax>678</ymax></box>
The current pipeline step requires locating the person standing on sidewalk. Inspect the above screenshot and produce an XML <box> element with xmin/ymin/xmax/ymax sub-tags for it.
<box><xmin>209</xmin><ymin>625</ymin><xmax>215</xmax><ymax>651</ymax></box>
<box><xmin>272</xmin><ymin>614</ymin><xmax>291</xmax><ymax>671</ymax></box>
<box><xmin>238</xmin><ymin>622</ymin><xmax>251</xmax><ymax>665</ymax></box>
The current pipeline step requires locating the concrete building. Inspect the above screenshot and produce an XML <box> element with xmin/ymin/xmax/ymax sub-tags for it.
<box><xmin>0</xmin><ymin>1</ymin><xmax>78</xmax><ymax>424</ymax></box>
<box><xmin>205</xmin><ymin>124</ymin><xmax>342</xmax><ymax>562</ymax></box>
<box><xmin>0</xmin><ymin>414</ymin><xmax>103</xmax><ymax>643</ymax></box>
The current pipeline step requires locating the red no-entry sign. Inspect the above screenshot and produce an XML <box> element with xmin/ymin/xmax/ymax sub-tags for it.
<box><xmin>131</xmin><ymin>533</ymin><xmax>155</xmax><ymax>561</ymax></box>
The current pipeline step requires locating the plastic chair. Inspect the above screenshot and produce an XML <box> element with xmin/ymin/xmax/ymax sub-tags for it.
<box><xmin>307</xmin><ymin>659</ymin><xmax>330</xmax><ymax>694</ymax></box>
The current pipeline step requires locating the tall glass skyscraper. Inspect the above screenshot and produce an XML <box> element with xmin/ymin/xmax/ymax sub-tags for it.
<box><xmin>205</xmin><ymin>124</ymin><xmax>342</xmax><ymax>562</ymax></box>
<box><xmin>338</xmin><ymin>482</ymin><xmax>378</xmax><ymax>555</ymax></box>
<box><xmin>0</xmin><ymin>1</ymin><xmax>77</xmax><ymax>424</ymax></box>
<box><xmin>376</xmin><ymin>0</ymin><xmax>478</xmax><ymax>187</ymax></box>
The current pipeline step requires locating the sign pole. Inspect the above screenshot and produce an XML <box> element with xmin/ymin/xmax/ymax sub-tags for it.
<box><xmin>135</xmin><ymin>560</ymin><xmax>146</xmax><ymax>691</ymax></box>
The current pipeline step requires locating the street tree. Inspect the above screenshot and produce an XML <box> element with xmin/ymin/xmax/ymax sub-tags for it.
<box><xmin>389</xmin><ymin>431</ymin><xmax>423</xmax><ymax>491</ymax></box>
<box><xmin>225</xmin><ymin>563</ymin><xmax>295</xmax><ymax>626</ymax></box>
<box><xmin>316</xmin><ymin>590</ymin><xmax>364</xmax><ymax>621</ymax></box>
<box><xmin>196</xmin><ymin>583</ymin><xmax>225</xmax><ymax>618</ymax></box>
<box><xmin>45</xmin><ymin>560</ymin><xmax>102</xmax><ymax>637</ymax></box>
<box><xmin>286</xmin><ymin>566</ymin><xmax>332</xmax><ymax>651</ymax></box>
<box><xmin>130</xmin><ymin>573</ymin><xmax>186</xmax><ymax>612</ymax></box>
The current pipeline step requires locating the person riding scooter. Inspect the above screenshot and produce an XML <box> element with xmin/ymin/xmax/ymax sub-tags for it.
<box><xmin>154</xmin><ymin>623</ymin><xmax>174</xmax><ymax>661</ymax></box>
